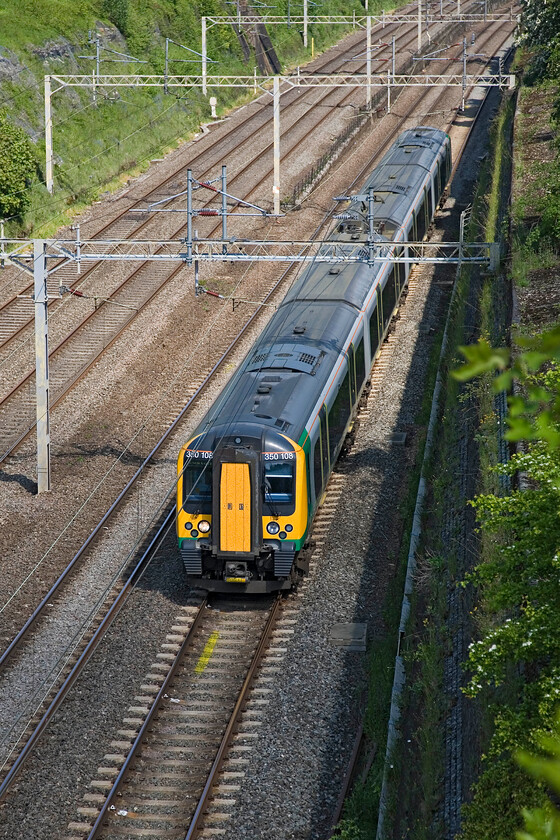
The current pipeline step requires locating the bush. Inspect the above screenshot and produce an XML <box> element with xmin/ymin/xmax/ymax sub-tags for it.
<box><xmin>460</xmin><ymin>759</ymin><xmax>544</xmax><ymax>840</ymax></box>
<box><xmin>0</xmin><ymin>110</ymin><xmax>35</xmax><ymax>219</ymax></box>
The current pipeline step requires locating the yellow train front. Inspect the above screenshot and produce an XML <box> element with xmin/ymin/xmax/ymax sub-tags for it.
<box><xmin>177</xmin><ymin>423</ymin><xmax>310</xmax><ymax>592</ymax></box>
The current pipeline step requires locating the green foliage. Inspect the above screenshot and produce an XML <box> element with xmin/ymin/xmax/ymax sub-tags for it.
<box><xmin>516</xmin><ymin>720</ymin><xmax>560</xmax><ymax>840</ymax></box>
<box><xmin>454</xmin><ymin>336</ymin><xmax>560</xmax><ymax>447</ymax></box>
<box><xmin>331</xmin><ymin>819</ymin><xmax>363</xmax><ymax>840</ymax></box>
<box><xmin>519</xmin><ymin>0</ymin><xmax>560</xmax><ymax>50</ymax></box>
<box><xmin>460</xmin><ymin>758</ymin><xmax>543</xmax><ymax>840</ymax></box>
<box><xmin>102</xmin><ymin>0</ymin><xmax>129</xmax><ymax>35</ymax></box>
<box><xmin>518</xmin><ymin>0</ymin><xmax>560</xmax><ymax>83</ymax></box>
<box><xmin>0</xmin><ymin>0</ymin><xmax>372</xmax><ymax>233</ymax></box>
<box><xmin>518</xmin><ymin>810</ymin><xmax>560</xmax><ymax>840</ymax></box>
<box><xmin>462</xmin><ymin>438</ymin><xmax>560</xmax><ymax>762</ymax></box>
<box><xmin>0</xmin><ymin>110</ymin><xmax>36</xmax><ymax>219</ymax></box>
<box><xmin>450</xmin><ymin>7</ymin><xmax>560</xmax><ymax>839</ymax></box>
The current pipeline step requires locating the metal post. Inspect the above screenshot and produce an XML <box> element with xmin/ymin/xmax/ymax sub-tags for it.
<box><xmin>186</xmin><ymin>169</ymin><xmax>193</xmax><ymax>267</ymax></box>
<box><xmin>164</xmin><ymin>38</ymin><xmax>169</xmax><ymax>94</ymax></box>
<box><xmin>303</xmin><ymin>0</ymin><xmax>308</xmax><ymax>48</ymax></box>
<box><xmin>273</xmin><ymin>77</ymin><xmax>280</xmax><ymax>216</ymax></box>
<box><xmin>457</xmin><ymin>0</ymin><xmax>461</xmax><ymax>16</ymax></box>
<box><xmin>45</xmin><ymin>76</ymin><xmax>53</xmax><ymax>195</ymax></box>
<box><xmin>387</xmin><ymin>76</ymin><xmax>390</xmax><ymax>114</ymax></box>
<box><xmin>388</xmin><ymin>35</ymin><xmax>395</xmax><ymax>113</ymax></box>
<box><xmin>418</xmin><ymin>0</ymin><xmax>422</xmax><ymax>53</ymax></box>
<box><xmin>459</xmin><ymin>207</ymin><xmax>468</xmax><ymax>266</ymax></box>
<box><xmin>92</xmin><ymin>35</ymin><xmax>100</xmax><ymax>106</ymax></box>
<box><xmin>194</xmin><ymin>232</ymin><xmax>199</xmax><ymax>296</ymax></box>
<box><xmin>368</xmin><ymin>187</ymin><xmax>375</xmax><ymax>266</ymax></box>
<box><xmin>366</xmin><ymin>16</ymin><xmax>372</xmax><ymax>109</ymax></box>
<box><xmin>461</xmin><ymin>36</ymin><xmax>466</xmax><ymax>111</ymax></box>
<box><xmin>34</xmin><ymin>240</ymin><xmax>51</xmax><ymax>493</ymax></box>
<box><xmin>74</xmin><ymin>223</ymin><xmax>81</xmax><ymax>275</ymax></box>
<box><xmin>202</xmin><ymin>18</ymin><xmax>207</xmax><ymax>96</ymax></box>
<box><xmin>222</xmin><ymin>165</ymin><xmax>227</xmax><ymax>249</ymax></box>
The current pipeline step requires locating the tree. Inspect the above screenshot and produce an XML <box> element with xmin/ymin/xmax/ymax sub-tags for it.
<box><xmin>0</xmin><ymin>110</ymin><xmax>35</xmax><ymax>219</ymax></box>
<box><xmin>102</xmin><ymin>0</ymin><xmax>129</xmax><ymax>36</ymax></box>
<box><xmin>454</xmin><ymin>330</ymin><xmax>560</xmax><ymax>448</ymax></box>
<box><xmin>519</xmin><ymin>0</ymin><xmax>560</xmax><ymax>49</ymax></box>
<box><xmin>517</xmin><ymin>721</ymin><xmax>560</xmax><ymax>840</ymax></box>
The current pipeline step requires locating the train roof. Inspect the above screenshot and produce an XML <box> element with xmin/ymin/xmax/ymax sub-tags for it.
<box><xmin>345</xmin><ymin>126</ymin><xmax>450</xmax><ymax>234</ymax></box>
<box><xmin>189</xmin><ymin>126</ymin><xmax>450</xmax><ymax>448</ymax></box>
<box><xmin>376</xmin><ymin>126</ymin><xmax>448</xmax><ymax>169</ymax></box>
<box><xmin>282</xmin><ymin>254</ymin><xmax>385</xmax><ymax>310</ymax></box>
<box><xmin>193</xmin><ymin>299</ymin><xmax>359</xmax><ymax>443</ymax></box>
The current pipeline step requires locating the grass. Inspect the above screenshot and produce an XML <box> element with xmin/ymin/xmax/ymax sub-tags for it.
<box><xmin>1</xmin><ymin>0</ymin><xmax>398</xmax><ymax>238</ymax></box>
<box><xmin>333</xmin><ymin>291</ymin><xmax>457</xmax><ymax>838</ymax></box>
<box><xmin>374</xmin><ymin>88</ymin><xmax>518</xmax><ymax>839</ymax></box>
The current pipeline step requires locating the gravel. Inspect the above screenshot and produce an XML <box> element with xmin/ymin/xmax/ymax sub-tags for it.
<box><xmin>0</xmin><ymin>11</ymin><xmax>516</xmax><ymax>840</ymax></box>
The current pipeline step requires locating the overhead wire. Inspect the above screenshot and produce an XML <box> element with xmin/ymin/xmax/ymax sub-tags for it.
<box><xmin>0</xmin><ymin>217</ymin><xmax>281</xmax><ymax>613</ymax></box>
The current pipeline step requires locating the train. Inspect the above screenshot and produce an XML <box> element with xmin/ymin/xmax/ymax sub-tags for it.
<box><xmin>176</xmin><ymin>126</ymin><xmax>452</xmax><ymax>592</ymax></box>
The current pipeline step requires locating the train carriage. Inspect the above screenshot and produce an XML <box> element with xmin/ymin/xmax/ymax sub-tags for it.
<box><xmin>177</xmin><ymin>127</ymin><xmax>451</xmax><ymax>591</ymax></box>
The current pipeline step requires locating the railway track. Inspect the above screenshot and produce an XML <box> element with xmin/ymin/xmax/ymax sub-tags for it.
<box><xmin>0</xmin><ymin>19</ymin><xmax>514</xmax><ymax>796</ymax></box>
<box><xmin>0</xmin><ymin>10</ymin><xmax>515</xmax><ymax>837</ymax></box>
<box><xmin>69</xmin><ymin>594</ymin><xmax>284</xmax><ymax>840</ymax></box>
<box><xmin>0</xmin><ymin>19</ymin><xmax>411</xmax><ymax>352</ymax></box>
<box><xmin>0</xmin><ymin>0</ymin><xmax>505</xmax><ymax>464</ymax></box>
<box><xmin>56</xmin><ymin>270</ymin><xmax>434</xmax><ymax>840</ymax></box>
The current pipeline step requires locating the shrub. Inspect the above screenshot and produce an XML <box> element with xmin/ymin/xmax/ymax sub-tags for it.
<box><xmin>0</xmin><ymin>110</ymin><xmax>35</xmax><ymax>219</ymax></box>
<box><xmin>460</xmin><ymin>759</ymin><xmax>544</xmax><ymax>840</ymax></box>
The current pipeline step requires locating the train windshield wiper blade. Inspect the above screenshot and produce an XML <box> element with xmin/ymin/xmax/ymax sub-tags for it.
<box><xmin>265</xmin><ymin>484</ymin><xmax>279</xmax><ymax>518</ymax></box>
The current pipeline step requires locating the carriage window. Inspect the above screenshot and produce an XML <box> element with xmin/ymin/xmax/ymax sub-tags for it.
<box><xmin>350</xmin><ymin>347</ymin><xmax>357</xmax><ymax>402</ymax></box>
<box><xmin>313</xmin><ymin>437</ymin><xmax>323</xmax><ymax>500</ymax></box>
<box><xmin>355</xmin><ymin>339</ymin><xmax>366</xmax><ymax>391</ymax></box>
<box><xmin>183</xmin><ymin>458</ymin><xmax>212</xmax><ymax>504</ymax></box>
<box><xmin>382</xmin><ymin>269</ymin><xmax>397</xmax><ymax>325</ymax></box>
<box><xmin>415</xmin><ymin>198</ymin><xmax>426</xmax><ymax>241</ymax></box>
<box><xmin>369</xmin><ymin>303</ymin><xmax>380</xmax><ymax>360</ymax></box>
<box><xmin>264</xmin><ymin>462</ymin><xmax>295</xmax><ymax>503</ymax></box>
<box><xmin>328</xmin><ymin>370</ymin><xmax>351</xmax><ymax>462</ymax></box>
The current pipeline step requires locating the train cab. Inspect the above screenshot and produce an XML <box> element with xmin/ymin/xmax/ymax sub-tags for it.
<box><xmin>177</xmin><ymin>422</ymin><xmax>309</xmax><ymax>592</ymax></box>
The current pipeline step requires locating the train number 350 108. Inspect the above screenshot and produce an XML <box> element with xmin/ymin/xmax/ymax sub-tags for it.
<box><xmin>264</xmin><ymin>452</ymin><xmax>295</xmax><ymax>460</ymax></box>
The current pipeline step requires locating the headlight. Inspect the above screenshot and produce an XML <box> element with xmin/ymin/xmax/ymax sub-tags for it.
<box><xmin>198</xmin><ymin>520</ymin><xmax>211</xmax><ymax>533</ymax></box>
<box><xmin>266</xmin><ymin>521</ymin><xmax>280</xmax><ymax>535</ymax></box>
<box><xmin>285</xmin><ymin>524</ymin><xmax>293</xmax><ymax>532</ymax></box>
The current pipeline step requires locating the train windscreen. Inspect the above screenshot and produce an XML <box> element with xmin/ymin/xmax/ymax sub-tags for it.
<box><xmin>264</xmin><ymin>461</ymin><xmax>295</xmax><ymax>504</ymax></box>
<box><xmin>183</xmin><ymin>457</ymin><xmax>212</xmax><ymax>504</ymax></box>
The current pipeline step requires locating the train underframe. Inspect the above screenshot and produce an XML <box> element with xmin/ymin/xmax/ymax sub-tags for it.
<box><xmin>180</xmin><ymin>542</ymin><xmax>310</xmax><ymax>593</ymax></box>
